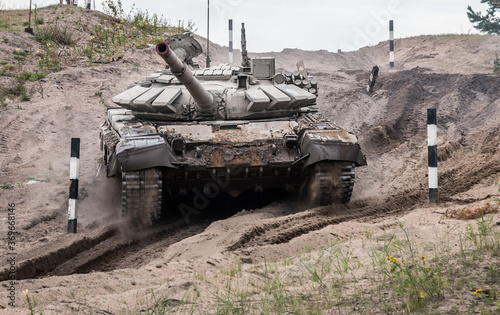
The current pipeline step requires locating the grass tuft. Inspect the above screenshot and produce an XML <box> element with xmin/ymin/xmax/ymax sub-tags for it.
<box><xmin>35</xmin><ymin>23</ymin><xmax>75</xmax><ymax>46</ymax></box>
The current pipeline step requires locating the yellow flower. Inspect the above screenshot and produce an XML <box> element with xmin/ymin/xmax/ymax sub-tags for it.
<box><xmin>390</xmin><ymin>257</ymin><xmax>397</xmax><ymax>263</ymax></box>
<box><xmin>23</xmin><ymin>289</ymin><xmax>28</xmax><ymax>296</ymax></box>
<box><xmin>419</xmin><ymin>292</ymin><xmax>425</xmax><ymax>298</ymax></box>
<box><xmin>474</xmin><ymin>289</ymin><xmax>482</xmax><ymax>295</ymax></box>
<box><xmin>420</xmin><ymin>255</ymin><xmax>426</xmax><ymax>260</ymax></box>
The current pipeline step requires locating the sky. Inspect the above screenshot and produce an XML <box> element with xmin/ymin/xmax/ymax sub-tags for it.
<box><xmin>0</xmin><ymin>0</ymin><xmax>491</xmax><ymax>52</ymax></box>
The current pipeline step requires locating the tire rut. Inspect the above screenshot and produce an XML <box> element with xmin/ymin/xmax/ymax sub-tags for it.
<box><xmin>0</xmin><ymin>227</ymin><xmax>116</xmax><ymax>281</ymax></box>
<box><xmin>48</xmin><ymin>222</ymin><xmax>209</xmax><ymax>276</ymax></box>
<box><xmin>226</xmin><ymin>153</ymin><xmax>500</xmax><ymax>252</ymax></box>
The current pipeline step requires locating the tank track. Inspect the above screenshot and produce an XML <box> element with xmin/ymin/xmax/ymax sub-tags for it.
<box><xmin>121</xmin><ymin>168</ymin><xmax>162</xmax><ymax>226</ymax></box>
<box><xmin>310</xmin><ymin>162</ymin><xmax>355</xmax><ymax>206</ymax></box>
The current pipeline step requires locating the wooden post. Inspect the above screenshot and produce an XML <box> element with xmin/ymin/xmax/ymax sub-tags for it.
<box><xmin>367</xmin><ymin>66</ymin><xmax>379</xmax><ymax>93</ymax></box>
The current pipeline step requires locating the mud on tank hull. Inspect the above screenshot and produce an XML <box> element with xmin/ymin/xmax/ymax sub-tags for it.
<box><xmin>100</xmin><ymin>108</ymin><xmax>366</xmax><ymax>224</ymax></box>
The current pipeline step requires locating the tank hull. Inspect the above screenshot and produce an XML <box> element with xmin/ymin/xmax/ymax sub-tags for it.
<box><xmin>100</xmin><ymin>107</ymin><xmax>366</xmax><ymax>222</ymax></box>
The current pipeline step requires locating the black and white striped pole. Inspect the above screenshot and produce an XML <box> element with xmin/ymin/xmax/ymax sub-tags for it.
<box><xmin>68</xmin><ymin>138</ymin><xmax>80</xmax><ymax>233</ymax></box>
<box><xmin>228</xmin><ymin>19</ymin><xmax>233</xmax><ymax>64</ymax></box>
<box><xmin>427</xmin><ymin>109</ymin><xmax>438</xmax><ymax>203</ymax></box>
<box><xmin>389</xmin><ymin>20</ymin><xmax>394</xmax><ymax>68</ymax></box>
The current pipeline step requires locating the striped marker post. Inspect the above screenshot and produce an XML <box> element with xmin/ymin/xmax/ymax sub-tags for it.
<box><xmin>68</xmin><ymin>138</ymin><xmax>80</xmax><ymax>233</ymax></box>
<box><xmin>389</xmin><ymin>20</ymin><xmax>394</xmax><ymax>68</ymax></box>
<box><xmin>228</xmin><ymin>19</ymin><xmax>233</xmax><ymax>64</ymax></box>
<box><xmin>427</xmin><ymin>109</ymin><xmax>438</xmax><ymax>203</ymax></box>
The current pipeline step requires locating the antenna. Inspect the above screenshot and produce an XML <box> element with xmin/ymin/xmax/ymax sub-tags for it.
<box><xmin>206</xmin><ymin>0</ymin><xmax>211</xmax><ymax>68</ymax></box>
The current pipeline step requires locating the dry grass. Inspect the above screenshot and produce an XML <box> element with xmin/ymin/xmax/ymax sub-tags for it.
<box><xmin>0</xmin><ymin>9</ymin><xmax>29</xmax><ymax>30</ymax></box>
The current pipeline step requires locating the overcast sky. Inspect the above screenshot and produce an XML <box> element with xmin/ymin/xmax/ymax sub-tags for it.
<box><xmin>0</xmin><ymin>0</ymin><xmax>490</xmax><ymax>52</ymax></box>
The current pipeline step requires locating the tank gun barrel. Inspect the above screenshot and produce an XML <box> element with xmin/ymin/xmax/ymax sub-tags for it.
<box><xmin>156</xmin><ymin>42</ymin><xmax>216</xmax><ymax>116</ymax></box>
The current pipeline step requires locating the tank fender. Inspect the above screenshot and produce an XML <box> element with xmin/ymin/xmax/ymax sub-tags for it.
<box><xmin>114</xmin><ymin>135</ymin><xmax>178</xmax><ymax>173</ymax></box>
<box><xmin>300</xmin><ymin>130</ymin><xmax>367</xmax><ymax>167</ymax></box>
<box><xmin>106</xmin><ymin>152</ymin><xmax>120</xmax><ymax>177</ymax></box>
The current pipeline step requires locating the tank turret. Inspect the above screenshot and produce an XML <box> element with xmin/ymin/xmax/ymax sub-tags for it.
<box><xmin>155</xmin><ymin>41</ymin><xmax>217</xmax><ymax>116</ymax></box>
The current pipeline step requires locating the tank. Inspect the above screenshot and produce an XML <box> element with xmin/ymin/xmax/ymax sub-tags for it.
<box><xmin>100</xmin><ymin>30</ymin><xmax>367</xmax><ymax>225</ymax></box>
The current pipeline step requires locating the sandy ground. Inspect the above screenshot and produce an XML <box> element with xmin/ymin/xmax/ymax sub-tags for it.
<box><xmin>1</xmin><ymin>7</ymin><xmax>500</xmax><ymax>314</ymax></box>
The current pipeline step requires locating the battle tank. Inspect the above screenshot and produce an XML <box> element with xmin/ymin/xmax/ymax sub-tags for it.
<box><xmin>100</xmin><ymin>28</ymin><xmax>366</xmax><ymax>225</ymax></box>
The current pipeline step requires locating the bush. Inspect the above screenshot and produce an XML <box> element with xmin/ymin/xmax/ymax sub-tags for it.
<box><xmin>35</xmin><ymin>24</ymin><xmax>74</xmax><ymax>46</ymax></box>
<box><xmin>17</xmin><ymin>71</ymin><xmax>47</xmax><ymax>82</ymax></box>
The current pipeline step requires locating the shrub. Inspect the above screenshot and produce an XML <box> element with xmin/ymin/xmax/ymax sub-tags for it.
<box><xmin>17</xmin><ymin>71</ymin><xmax>47</xmax><ymax>82</ymax></box>
<box><xmin>35</xmin><ymin>24</ymin><xmax>74</xmax><ymax>46</ymax></box>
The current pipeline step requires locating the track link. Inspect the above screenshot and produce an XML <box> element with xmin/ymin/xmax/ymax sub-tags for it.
<box><xmin>122</xmin><ymin>168</ymin><xmax>162</xmax><ymax>226</ymax></box>
<box><xmin>310</xmin><ymin>162</ymin><xmax>355</xmax><ymax>206</ymax></box>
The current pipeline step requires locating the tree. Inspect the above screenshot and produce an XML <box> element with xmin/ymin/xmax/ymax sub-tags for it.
<box><xmin>467</xmin><ymin>1</ymin><xmax>500</xmax><ymax>34</ymax></box>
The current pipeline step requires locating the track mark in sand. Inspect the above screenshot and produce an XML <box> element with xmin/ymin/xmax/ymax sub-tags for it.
<box><xmin>0</xmin><ymin>228</ymin><xmax>116</xmax><ymax>281</ymax></box>
<box><xmin>0</xmin><ymin>222</ymin><xmax>209</xmax><ymax>280</ymax></box>
<box><xmin>439</xmin><ymin>156</ymin><xmax>500</xmax><ymax>200</ymax></box>
<box><xmin>227</xmin><ymin>208</ymin><xmax>359</xmax><ymax>251</ymax></box>
<box><xmin>22</xmin><ymin>210</ymin><xmax>60</xmax><ymax>231</ymax></box>
<box><xmin>0</xmin><ymin>134</ymin><xmax>8</xmax><ymax>154</ymax></box>
<box><xmin>227</xmin><ymin>190</ymin><xmax>425</xmax><ymax>251</ymax></box>
<box><xmin>227</xmin><ymin>156</ymin><xmax>500</xmax><ymax>252</ymax></box>
<box><xmin>48</xmin><ymin>222</ymin><xmax>209</xmax><ymax>276</ymax></box>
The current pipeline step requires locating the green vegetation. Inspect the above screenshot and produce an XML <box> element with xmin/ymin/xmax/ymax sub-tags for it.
<box><xmin>35</xmin><ymin>23</ymin><xmax>75</xmax><ymax>46</ymax></box>
<box><xmin>0</xmin><ymin>9</ymin><xmax>29</xmax><ymax>31</ymax></box>
<box><xmin>81</xmin><ymin>0</ymin><xmax>196</xmax><ymax>62</ymax></box>
<box><xmin>374</xmin><ymin>227</ymin><xmax>447</xmax><ymax>311</ymax></box>
<box><xmin>0</xmin><ymin>1</ymin><xmax>195</xmax><ymax>106</ymax></box>
<box><xmin>17</xmin><ymin>70</ymin><xmax>46</xmax><ymax>82</ymax></box>
<box><xmin>468</xmin><ymin>2</ymin><xmax>500</xmax><ymax>72</ymax></box>
<box><xmin>23</xmin><ymin>289</ymin><xmax>37</xmax><ymax>315</ymax></box>
<box><xmin>127</xmin><ymin>207</ymin><xmax>500</xmax><ymax>314</ymax></box>
<box><xmin>467</xmin><ymin>1</ymin><xmax>500</xmax><ymax>34</ymax></box>
<box><xmin>494</xmin><ymin>54</ymin><xmax>500</xmax><ymax>72</ymax></box>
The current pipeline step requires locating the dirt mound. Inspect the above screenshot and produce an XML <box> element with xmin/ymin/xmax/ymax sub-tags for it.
<box><xmin>318</xmin><ymin>66</ymin><xmax>500</xmax><ymax>205</ymax></box>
